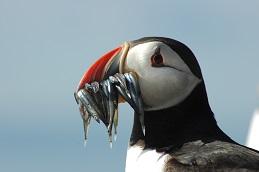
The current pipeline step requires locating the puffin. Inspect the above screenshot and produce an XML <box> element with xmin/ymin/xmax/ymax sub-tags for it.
<box><xmin>76</xmin><ymin>37</ymin><xmax>259</xmax><ymax>172</ymax></box>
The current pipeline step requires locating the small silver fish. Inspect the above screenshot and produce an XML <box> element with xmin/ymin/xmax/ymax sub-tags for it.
<box><xmin>124</xmin><ymin>73</ymin><xmax>145</xmax><ymax>133</ymax></box>
<box><xmin>114</xmin><ymin>73</ymin><xmax>131</xmax><ymax>99</ymax></box>
<box><xmin>77</xmin><ymin>89</ymin><xmax>100</xmax><ymax>123</ymax></box>
<box><xmin>75</xmin><ymin>72</ymin><xmax>144</xmax><ymax>146</ymax></box>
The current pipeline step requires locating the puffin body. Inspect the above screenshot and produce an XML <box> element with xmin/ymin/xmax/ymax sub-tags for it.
<box><xmin>77</xmin><ymin>37</ymin><xmax>259</xmax><ymax>172</ymax></box>
<box><xmin>126</xmin><ymin>140</ymin><xmax>169</xmax><ymax>172</ymax></box>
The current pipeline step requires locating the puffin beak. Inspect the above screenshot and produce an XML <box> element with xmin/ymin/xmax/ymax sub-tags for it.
<box><xmin>75</xmin><ymin>42</ymin><xmax>144</xmax><ymax>145</ymax></box>
<box><xmin>77</xmin><ymin>42</ymin><xmax>130</xmax><ymax>91</ymax></box>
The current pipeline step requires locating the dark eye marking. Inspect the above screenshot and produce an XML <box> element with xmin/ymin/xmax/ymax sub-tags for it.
<box><xmin>151</xmin><ymin>47</ymin><xmax>164</xmax><ymax>67</ymax></box>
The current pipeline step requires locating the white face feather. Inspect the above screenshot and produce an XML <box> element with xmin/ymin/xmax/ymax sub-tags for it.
<box><xmin>124</xmin><ymin>41</ymin><xmax>201</xmax><ymax>111</ymax></box>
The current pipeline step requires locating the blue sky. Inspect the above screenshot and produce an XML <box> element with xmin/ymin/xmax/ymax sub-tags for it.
<box><xmin>1</xmin><ymin>0</ymin><xmax>259</xmax><ymax>171</ymax></box>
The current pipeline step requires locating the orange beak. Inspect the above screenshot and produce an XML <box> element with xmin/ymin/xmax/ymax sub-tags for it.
<box><xmin>77</xmin><ymin>42</ymin><xmax>130</xmax><ymax>91</ymax></box>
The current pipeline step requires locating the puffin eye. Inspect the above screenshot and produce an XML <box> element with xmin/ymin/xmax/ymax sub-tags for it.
<box><xmin>151</xmin><ymin>53</ymin><xmax>164</xmax><ymax>67</ymax></box>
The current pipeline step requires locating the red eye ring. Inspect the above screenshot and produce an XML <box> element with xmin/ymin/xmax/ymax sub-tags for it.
<box><xmin>151</xmin><ymin>54</ymin><xmax>163</xmax><ymax>66</ymax></box>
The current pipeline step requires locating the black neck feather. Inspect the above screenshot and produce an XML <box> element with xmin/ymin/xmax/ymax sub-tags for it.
<box><xmin>130</xmin><ymin>82</ymin><xmax>234</xmax><ymax>149</ymax></box>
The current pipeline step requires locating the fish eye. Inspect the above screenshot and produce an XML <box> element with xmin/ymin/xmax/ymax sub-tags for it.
<box><xmin>151</xmin><ymin>53</ymin><xmax>164</xmax><ymax>67</ymax></box>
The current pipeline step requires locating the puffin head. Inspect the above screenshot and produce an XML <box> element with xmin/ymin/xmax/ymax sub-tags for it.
<box><xmin>77</xmin><ymin>37</ymin><xmax>203</xmax><ymax>112</ymax></box>
<box><xmin>76</xmin><ymin>37</ymin><xmax>232</xmax><ymax>149</ymax></box>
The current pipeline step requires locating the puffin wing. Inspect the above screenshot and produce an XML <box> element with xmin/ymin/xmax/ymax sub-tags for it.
<box><xmin>164</xmin><ymin>140</ymin><xmax>259</xmax><ymax>172</ymax></box>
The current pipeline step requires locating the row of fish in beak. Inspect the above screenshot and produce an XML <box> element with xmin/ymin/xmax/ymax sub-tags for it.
<box><xmin>74</xmin><ymin>72</ymin><xmax>145</xmax><ymax>147</ymax></box>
